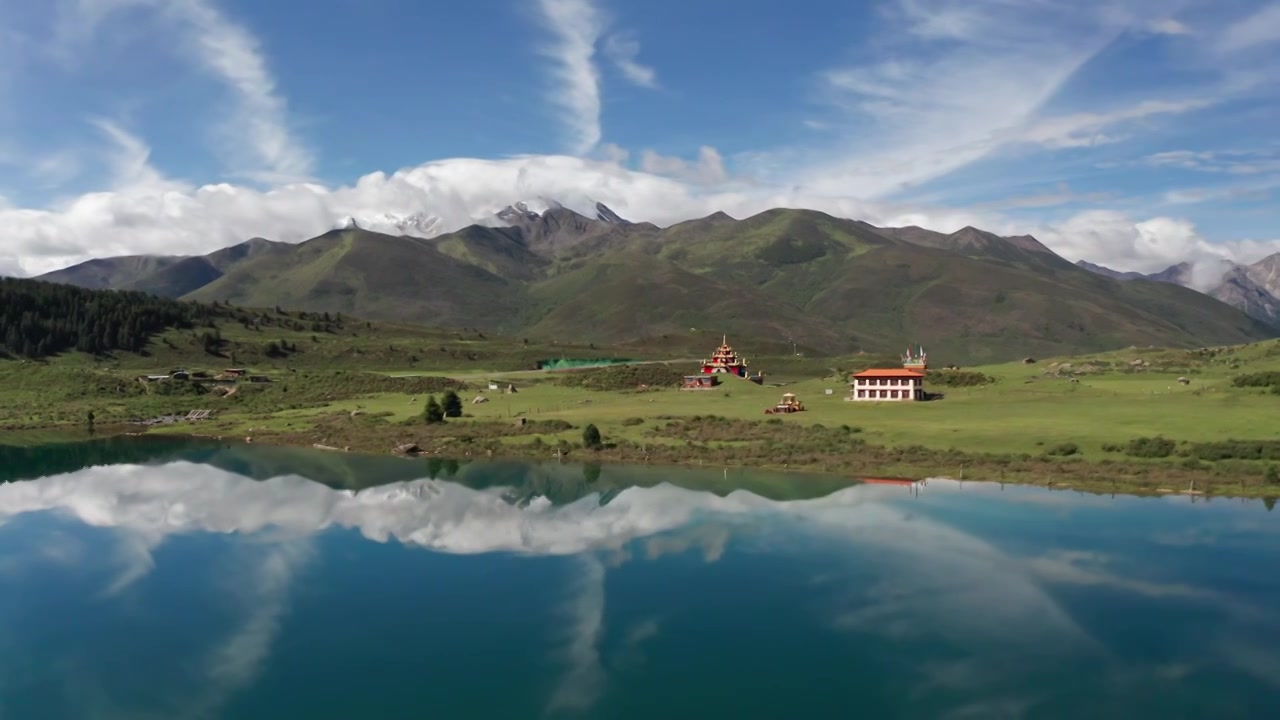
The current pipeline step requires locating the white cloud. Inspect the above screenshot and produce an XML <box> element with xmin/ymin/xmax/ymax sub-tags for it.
<box><xmin>975</xmin><ymin>184</ymin><xmax>1111</xmax><ymax>210</ymax></box>
<box><xmin>91</xmin><ymin>119</ymin><xmax>182</xmax><ymax>192</ymax></box>
<box><xmin>29</xmin><ymin>150</ymin><xmax>83</xmax><ymax>188</ymax></box>
<box><xmin>1148</xmin><ymin>18</ymin><xmax>1192</xmax><ymax>35</ymax></box>
<box><xmin>2</xmin><ymin>0</ymin><xmax>1272</xmax><ymax>281</ymax></box>
<box><xmin>535</xmin><ymin>0</ymin><xmax>605</xmax><ymax>155</ymax></box>
<box><xmin>533</xmin><ymin>0</ymin><xmax>658</xmax><ymax>154</ymax></box>
<box><xmin>1013</xmin><ymin>98</ymin><xmax>1212</xmax><ymax>149</ymax></box>
<box><xmin>794</xmin><ymin>0</ymin><xmax>1153</xmax><ymax>197</ymax></box>
<box><xmin>1</xmin><ymin>149</ymin><xmax>1010</xmax><ymax>276</ymax></box>
<box><xmin>168</xmin><ymin>0</ymin><xmax>313</xmax><ymax>183</ymax></box>
<box><xmin>1218</xmin><ymin>3</ymin><xmax>1280</xmax><ymax>53</ymax></box>
<box><xmin>1162</xmin><ymin>181</ymin><xmax>1277</xmax><ymax>206</ymax></box>
<box><xmin>1033</xmin><ymin>209</ymin><xmax>1280</xmax><ymax>279</ymax></box>
<box><xmin>52</xmin><ymin>0</ymin><xmax>312</xmax><ymax>183</ymax></box>
<box><xmin>595</xmin><ymin>142</ymin><xmax>630</xmax><ymax>164</ymax></box>
<box><xmin>602</xmin><ymin>33</ymin><xmax>657</xmax><ymax>88</ymax></box>
<box><xmin>638</xmin><ymin>146</ymin><xmax>728</xmax><ymax>185</ymax></box>
<box><xmin>7</xmin><ymin>144</ymin><xmax>1273</xmax><ymax>282</ymax></box>
<box><xmin>1143</xmin><ymin>148</ymin><xmax>1280</xmax><ymax>175</ymax></box>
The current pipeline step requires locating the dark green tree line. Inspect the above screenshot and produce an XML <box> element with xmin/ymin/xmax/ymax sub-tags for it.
<box><xmin>0</xmin><ymin>278</ymin><xmax>220</xmax><ymax>359</ymax></box>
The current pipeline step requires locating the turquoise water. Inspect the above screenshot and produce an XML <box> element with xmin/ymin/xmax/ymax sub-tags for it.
<box><xmin>1</xmin><ymin>438</ymin><xmax>1279</xmax><ymax>718</ymax></box>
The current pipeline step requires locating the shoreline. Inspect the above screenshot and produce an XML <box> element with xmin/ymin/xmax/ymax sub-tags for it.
<box><xmin>6</xmin><ymin>410</ymin><xmax>1280</xmax><ymax>500</ymax></box>
<box><xmin>108</xmin><ymin>420</ymin><xmax>1280</xmax><ymax>501</ymax></box>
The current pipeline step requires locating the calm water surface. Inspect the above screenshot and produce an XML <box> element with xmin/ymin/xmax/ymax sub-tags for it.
<box><xmin>1</xmin><ymin>438</ymin><xmax>1278</xmax><ymax>719</ymax></box>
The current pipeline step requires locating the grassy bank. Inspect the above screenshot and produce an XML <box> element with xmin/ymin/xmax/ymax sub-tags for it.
<box><xmin>5</xmin><ymin>330</ymin><xmax>1280</xmax><ymax>498</ymax></box>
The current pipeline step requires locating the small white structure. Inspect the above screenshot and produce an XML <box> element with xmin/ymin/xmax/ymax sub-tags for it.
<box><xmin>847</xmin><ymin>369</ymin><xmax>925</xmax><ymax>402</ymax></box>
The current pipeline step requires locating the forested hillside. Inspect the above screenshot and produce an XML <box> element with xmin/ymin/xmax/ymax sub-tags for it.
<box><xmin>0</xmin><ymin>278</ymin><xmax>219</xmax><ymax>358</ymax></box>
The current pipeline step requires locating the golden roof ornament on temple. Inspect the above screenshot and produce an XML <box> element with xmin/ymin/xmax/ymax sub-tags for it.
<box><xmin>701</xmin><ymin>334</ymin><xmax>750</xmax><ymax>376</ymax></box>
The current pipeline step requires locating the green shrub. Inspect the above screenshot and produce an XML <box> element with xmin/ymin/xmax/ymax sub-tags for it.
<box><xmin>929</xmin><ymin>370</ymin><xmax>996</xmax><ymax>387</ymax></box>
<box><xmin>621</xmin><ymin>417</ymin><xmax>645</xmax><ymax>427</ymax></box>
<box><xmin>556</xmin><ymin>364</ymin><xmax>690</xmax><ymax>391</ymax></box>
<box><xmin>1125</xmin><ymin>436</ymin><xmax>1176</xmax><ymax>458</ymax></box>
<box><xmin>1233</xmin><ymin>372</ymin><xmax>1280</xmax><ymax>388</ymax></box>
<box><xmin>1187</xmin><ymin>440</ymin><xmax>1280</xmax><ymax>462</ymax></box>
<box><xmin>1046</xmin><ymin>442</ymin><xmax>1080</xmax><ymax>457</ymax></box>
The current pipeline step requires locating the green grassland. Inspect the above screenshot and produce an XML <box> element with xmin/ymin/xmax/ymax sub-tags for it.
<box><xmin>5</xmin><ymin>316</ymin><xmax>1280</xmax><ymax>497</ymax></box>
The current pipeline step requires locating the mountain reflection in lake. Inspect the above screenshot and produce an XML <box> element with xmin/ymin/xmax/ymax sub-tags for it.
<box><xmin>0</xmin><ymin>438</ymin><xmax>1278</xmax><ymax>719</ymax></box>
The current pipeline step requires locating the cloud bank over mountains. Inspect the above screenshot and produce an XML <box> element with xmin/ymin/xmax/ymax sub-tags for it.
<box><xmin>1</xmin><ymin>0</ymin><xmax>1278</xmax><ymax>277</ymax></box>
<box><xmin>5</xmin><ymin>147</ymin><xmax>1277</xmax><ymax>278</ymax></box>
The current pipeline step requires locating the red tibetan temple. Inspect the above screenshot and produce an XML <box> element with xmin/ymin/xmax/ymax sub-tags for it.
<box><xmin>701</xmin><ymin>336</ymin><xmax>750</xmax><ymax>377</ymax></box>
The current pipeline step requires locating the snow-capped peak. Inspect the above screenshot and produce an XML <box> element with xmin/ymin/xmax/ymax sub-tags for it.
<box><xmin>494</xmin><ymin>197</ymin><xmax>630</xmax><ymax>226</ymax></box>
<box><xmin>334</xmin><ymin>212</ymin><xmax>442</xmax><ymax>237</ymax></box>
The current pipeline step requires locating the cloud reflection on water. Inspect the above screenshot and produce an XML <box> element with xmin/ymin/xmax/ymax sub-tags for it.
<box><xmin>0</xmin><ymin>460</ymin><xmax>1277</xmax><ymax>717</ymax></box>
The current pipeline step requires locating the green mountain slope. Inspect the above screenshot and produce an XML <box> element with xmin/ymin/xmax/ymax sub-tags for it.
<box><xmin>37</xmin><ymin>254</ymin><xmax>184</xmax><ymax>290</ymax></box>
<box><xmin>185</xmin><ymin>228</ymin><xmax>524</xmax><ymax>328</ymax></box>
<box><xmin>31</xmin><ymin>207</ymin><xmax>1279</xmax><ymax>364</ymax></box>
<box><xmin>524</xmin><ymin>250</ymin><xmax>848</xmax><ymax>352</ymax></box>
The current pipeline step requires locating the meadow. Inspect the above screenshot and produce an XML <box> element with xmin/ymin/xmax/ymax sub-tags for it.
<box><xmin>4</xmin><ymin>317</ymin><xmax>1280</xmax><ymax>497</ymax></box>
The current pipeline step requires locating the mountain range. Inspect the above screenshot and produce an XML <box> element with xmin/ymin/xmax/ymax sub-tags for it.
<box><xmin>31</xmin><ymin>202</ymin><xmax>1278</xmax><ymax>364</ymax></box>
<box><xmin>1075</xmin><ymin>255</ymin><xmax>1280</xmax><ymax>328</ymax></box>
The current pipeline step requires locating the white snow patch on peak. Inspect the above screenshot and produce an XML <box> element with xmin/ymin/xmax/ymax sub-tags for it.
<box><xmin>514</xmin><ymin>197</ymin><xmax>561</xmax><ymax>215</ymax></box>
<box><xmin>335</xmin><ymin>211</ymin><xmax>443</xmax><ymax>238</ymax></box>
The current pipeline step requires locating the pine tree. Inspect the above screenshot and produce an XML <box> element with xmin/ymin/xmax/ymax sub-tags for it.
<box><xmin>423</xmin><ymin>395</ymin><xmax>445</xmax><ymax>424</ymax></box>
<box><xmin>582</xmin><ymin>424</ymin><xmax>602</xmax><ymax>450</ymax></box>
<box><xmin>441</xmin><ymin>389</ymin><xmax>463</xmax><ymax>418</ymax></box>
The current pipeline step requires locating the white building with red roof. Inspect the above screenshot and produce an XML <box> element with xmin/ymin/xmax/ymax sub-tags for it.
<box><xmin>848</xmin><ymin>368</ymin><xmax>925</xmax><ymax>402</ymax></box>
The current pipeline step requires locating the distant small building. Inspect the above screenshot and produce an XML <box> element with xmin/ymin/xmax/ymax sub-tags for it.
<box><xmin>224</xmin><ymin>368</ymin><xmax>247</xmax><ymax>377</ymax></box>
<box><xmin>682</xmin><ymin>375</ymin><xmax>718</xmax><ymax>390</ymax></box>
<box><xmin>848</xmin><ymin>368</ymin><xmax>925</xmax><ymax>402</ymax></box>
<box><xmin>170</xmin><ymin>370</ymin><xmax>191</xmax><ymax>380</ymax></box>
<box><xmin>142</xmin><ymin>374</ymin><xmax>169</xmax><ymax>382</ymax></box>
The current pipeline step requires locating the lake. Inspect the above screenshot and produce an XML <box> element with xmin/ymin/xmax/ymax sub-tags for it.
<box><xmin>1</xmin><ymin>437</ymin><xmax>1278</xmax><ymax>719</ymax></box>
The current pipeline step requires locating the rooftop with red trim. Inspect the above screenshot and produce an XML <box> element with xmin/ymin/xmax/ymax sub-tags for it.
<box><xmin>851</xmin><ymin>368</ymin><xmax>925</xmax><ymax>378</ymax></box>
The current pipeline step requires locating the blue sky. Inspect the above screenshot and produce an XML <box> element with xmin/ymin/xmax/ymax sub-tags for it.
<box><xmin>0</xmin><ymin>0</ymin><xmax>1278</xmax><ymax>276</ymax></box>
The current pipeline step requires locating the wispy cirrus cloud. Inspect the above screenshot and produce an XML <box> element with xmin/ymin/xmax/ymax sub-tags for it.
<box><xmin>1143</xmin><ymin>148</ymin><xmax>1280</xmax><ymax>175</ymax></box>
<box><xmin>975</xmin><ymin>183</ymin><xmax>1113</xmax><ymax>211</ymax></box>
<box><xmin>1217</xmin><ymin>3</ymin><xmax>1280</xmax><ymax>53</ymax></box>
<box><xmin>1148</xmin><ymin>18</ymin><xmax>1193</xmax><ymax>35</ymax></box>
<box><xmin>54</xmin><ymin>0</ymin><xmax>313</xmax><ymax>183</ymax></box>
<box><xmin>0</xmin><ymin>0</ymin><xmax>1277</xmax><ymax>284</ymax></box>
<box><xmin>602</xmin><ymin>33</ymin><xmax>658</xmax><ymax>88</ymax></box>
<box><xmin>167</xmin><ymin>0</ymin><xmax>313</xmax><ymax>183</ymax></box>
<box><xmin>90</xmin><ymin>119</ymin><xmax>181</xmax><ymax>191</ymax></box>
<box><xmin>534</xmin><ymin>0</ymin><xmax>606</xmax><ymax>155</ymax></box>
<box><xmin>791</xmin><ymin>0</ymin><xmax>1198</xmax><ymax>198</ymax></box>
<box><xmin>533</xmin><ymin>0</ymin><xmax>658</xmax><ymax>155</ymax></box>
